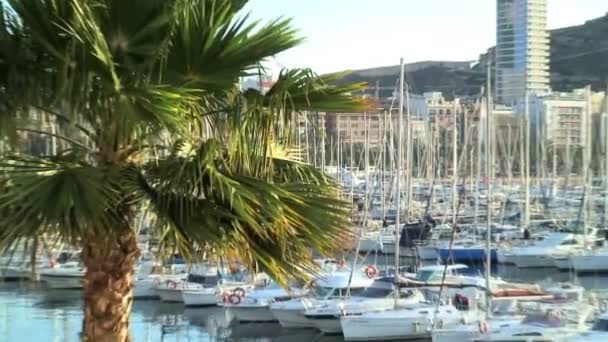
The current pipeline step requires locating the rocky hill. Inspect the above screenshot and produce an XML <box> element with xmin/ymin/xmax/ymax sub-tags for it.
<box><xmin>338</xmin><ymin>13</ymin><xmax>608</xmax><ymax>96</ymax></box>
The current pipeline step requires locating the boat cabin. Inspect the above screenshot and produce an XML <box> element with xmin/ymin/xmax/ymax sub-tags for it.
<box><xmin>591</xmin><ymin>313</ymin><xmax>608</xmax><ymax>332</ymax></box>
<box><xmin>311</xmin><ymin>272</ymin><xmax>375</xmax><ymax>299</ymax></box>
<box><xmin>413</xmin><ymin>264</ymin><xmax>469</xmax><ymax>282</ymax></box>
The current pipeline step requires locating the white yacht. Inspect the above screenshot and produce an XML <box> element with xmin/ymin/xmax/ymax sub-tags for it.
<box><xmin>500</xmin><ymin>233</ymin><xmax>587</xmax><ymax>268</ymax></box>
<box><xmin>573</xmin><ymin>312</ymin><xmax>608</xmax><ymax>341</ymax></box>
<box><xmin>436</xmin><ymin>311</ymin><xmax>589</xmax><ymax>342</ymax></box>
<box><xmin>154</xmin><ymin>265</ymin><xmax>229</xmax><ymax>302</ymax></box>
<box><xmin>0</xmin><ymin>257</ymin><xmax>53</xmax><ymax>281</ymax></box>
<box><xmin>341</xmin><ymin>301</ymin><xmax>471</xmax><ymax>341</ymax></box>
<box><xmin>432</xmin><ymin>297</ymin><xmax>593</xmax><ymax>342</ymax></box>
<box><xmin>358</xmin><ymin>231</ymin><xmax>383</xmax><ymax>254</ymax></box>
<box><xmin>133</xmin><ymin>261</ymin><xmax>186</xmax><ymax>300</ymax></box>
<box><xmin>39</xmin><ymin>261</ymin><xmax>84</xmax><ymax>289</ymax></box>
<box><xmin>270</xmin><ymin>270</ymin><xmax>374</xmax><ymax>329</ymax></box>
<box><xmin>221</xmin><ymin>281</ymin><xmax>307</xmax><ymax>323</ymax></box>
<box><xmin>303</xmin><ymin>277</ymin><xmax>425</xmax><ymax>334</ymax></box>
<box><xmin>568</xmin><ymin>246</ymin><xmax>608</xmax><ymax>273</ymax></box>
<box><xmin>182</xmin><ymin>279</ymin><xmax>254</xmax><ymax>307</ymax></box>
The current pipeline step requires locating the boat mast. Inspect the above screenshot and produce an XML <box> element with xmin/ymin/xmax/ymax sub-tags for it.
<box><xmin>605</xmin><ymin>80</ymin><xmax>608</xmax><ymax>227</ymax></box>
<box><xmin>321</xmin><ymin>113</ymin><xmax>326</xmax><ymax>172</ymax></box>
<box><xmin>394</xmin><ymin>58</ymin><xmax>405</xmax><ymax>304</ymax></box>
<box><xmin>452</xmin><ymin>100</ymin><xmax>458</xmax><ymax>231</ymax></box>
<box><xmin>405</xmin><ymin>85</ymin><xmax>412</xmax><ymax>223</ymax></box>
<box><xmin>382</xmin><ymin>111</ymin><xmax>387</xmax><ymax>222</ymax></box>
<box><xmin>474</xmin><ymin>95</ymin><xmax>483</xmax><ymax>234</ymax></box>
<box><xmin>313</xmin><ymin>114</ymin><xmax>318</xmax><ymax>168</ymax></box>
<box><xmin>583</xmin><ymin>86</ymin><xmax>591</xmax><ymax>239</ymax></box>
<box><xmin>484</xmin><ymin>62</ymin><xmax>493</xmax><ymax>317</ymax></box>
<box><xmin>364</xmin><ymin>112</ymin><xmax>370</xmax><ymax>229</ymax></box>
<box><xmin>305</xmin><ymin>112</ymin><xmax>310</xmax><ymax>164</ymax></box>
<box><xmin>524</xmin><ymin>91</ymin><xmax>531</xmax><ymax>231</ymax></box>
<box><xmin>337</xmin><ymin>116</ymin><xmax>341</xmax><ymax>183</ymax></box>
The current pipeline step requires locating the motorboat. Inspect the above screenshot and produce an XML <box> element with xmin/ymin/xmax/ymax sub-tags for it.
<box><xmin>270</xmin><ymin>270</ymin><xmax>374</xmax><ymax>329</ymax></box>
<box><xmin>573</xmin><ymin>312</ymin><xmax>608</xmax><ymax>341</ymax></box>
<box><xmin>0</xmin><ymin>257</ymin><xmax>53</xmax><ymax>281</ymax></box>
<box><xmin>181</xmin><ymin>271</ymin><xmax>257</xmax><ymax>308</ymax></box>
<box><xmin>568</xmin><ymin>245</ymin><xmax>608</xmax><ymax>273</ymax></box>
<box><xmin>432</xmin><ymin>295</ymin><xmax>593</xmax><ymax>342</ymax></box>
<box><xmin>39</xmin><ymin>261</ymin><xmax>84</xmax><ymax>289</ymax></box>
<box><xmin>155</xmin><ymin>264</ymin><xmax>234</xmax><ymax>302</ymax></box>
<box><xmin>437</xmin><ymin>238</ymin><xmax>497</xmax><ymax>263</ymax></box>
<box><xmin>499</xmin><ymin>233</ymin><xmax>588</xmax><ymax>268</ymax></box>
<box><xmin>133</xmin><ymin>261</ymin><xmax>186</xmax><ymax>300</ymax></box>
<box><xmin>341</xmin><ymin>301</ymin><xmax>472</xmax><ymax>341</ymax></box>
<box><xmin>303</xmin><ymin>277</ymin><xmax>425</xmax><ymax>334</ymax></box>
<box><xmin>221</xmin><ymin>281</ymin><xmax>307</xmax><ymax>323</ymax></box>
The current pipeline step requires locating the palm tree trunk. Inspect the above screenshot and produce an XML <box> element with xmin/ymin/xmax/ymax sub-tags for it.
<box><xmin>81</xmin><ymin>229</ymin><xmax>140</xmax><ymax>342</ymax></box>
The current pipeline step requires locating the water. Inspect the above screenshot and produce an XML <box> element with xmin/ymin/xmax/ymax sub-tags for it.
<box><xmin>0</xmin><ymin>282</ymin><xmax>346</xmax><ymax>341</ymax></box>
<box><xmin>2</xmin><ymin>265</ymin><xmax>607</xmax><ymax>341</ymax></box>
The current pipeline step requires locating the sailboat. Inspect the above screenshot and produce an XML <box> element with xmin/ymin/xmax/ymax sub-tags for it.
<box><xmin>339</xmin><ymin>59</ymin><xmax>473</xmax><ymax>341</ymax></box>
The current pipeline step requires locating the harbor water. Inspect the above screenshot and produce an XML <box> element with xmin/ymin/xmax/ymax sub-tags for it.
<box><xmin>0</xmin><ymin>281</ymin><xmax>345</xmax><ymax>341</ymax></box>
<box><xmin>2</xmin><ymin>262</ymin><xmax>608</xmax><ymax>341</ymax></box>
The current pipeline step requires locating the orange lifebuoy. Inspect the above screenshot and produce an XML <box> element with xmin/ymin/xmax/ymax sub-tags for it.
<box><xmin>478</xmin><ymin>320</ymin><xmax>489</xmax><ymax>334</ymax></box>
<box><xmin>167</xmin><ymin>280</ymin><xmax>177</xmax><ymax>289</ymax></box>
<box><xmin>233</xmin><ymin>287</ymin><xmax>246</xmax><ymax>298</ymax></box>
<box><xmin>222</xmin><ymin>292</ymin><xmax>230</xmax><ymax>303</ymax></box>
<box><xmin>229</xmin><ymin>293</ymin><xmax>241</xmax><ymax>305</ymax></box>
<box><xmin>364</xmin><ymin>265</ymin><xmax>378</xmax><ymax>279</ymax></box>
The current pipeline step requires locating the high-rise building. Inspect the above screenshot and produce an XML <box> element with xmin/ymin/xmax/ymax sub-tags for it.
<box><xmin>495</xmin><ymin>0</ymin><xmax>550</xmax><ymax>105</ymax></box>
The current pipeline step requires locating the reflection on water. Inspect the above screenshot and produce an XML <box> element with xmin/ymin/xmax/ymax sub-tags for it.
<box><xmin>0</xmin><ymin>282</ymin><xmax>347</xmax><ymax>342</ymax></box>
<box><xmin>1</xmin><ymin>264</ymin><xmax>606</xmax><ymax>341</ymax></box>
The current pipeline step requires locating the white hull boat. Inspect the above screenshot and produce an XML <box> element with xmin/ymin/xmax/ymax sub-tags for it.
<box><xmin>182</xmin><ymin>288</ymin><xmax>221</xmax><ymax>307</ymax></box>
<box><xmin>156</xmin><ymin>286</ymin><xmax>185</xmax><ymax>302</ymax></box>
<box><xmin>570</xmin><ymin>251</ymin><xmax>608</xmax><ymax>273</ymax></box>
<box><xmin>270</xmin><ymin>271</ymin><xmax>374</xmax><ymax>329</ymax></box>
<box><xmin>272</xmin><ymin>306</ymin><xmax>315</xmax><ymax>328</ymax></box>
<box><xmin>573</xmin><ymin>312</ymin><xmax>608</xmax><ymax>341</ymax></box>
<box><xmin>223</xmin><ymin>283</ymin><xmax>306</xmax><ymax>323</ymax></box>
<box><xmin>340</xmin><ymin>303</ymin><xmax>467</xmax><ymax>341</ymax></box>
<box><xmin>39</xmin><ymin>262</ymin><xmax>84</xmax><ymax>289</ymax></box>
<box><xmin>416</xmin><ymin>245</ymin><xmax>439</xmax><ymax>260</ymax></box>
<box><xmin>183</xmin><ymin>282</ymin><xmax>253</xmax><ymax>307</ymax></box>
<box><xmin>226</xmin><ymin>305</ymin><xmax>277</xmax><ymax>323</ymax></box>
<box><xmin>304</xmin><ymin>288</ymin><xmax>425</xmax><ymax>334</ymax></box>
<box><xmin>40</xmin><ymin>273</ymin><xmax>83</xmax><ymax>289</ymax></box>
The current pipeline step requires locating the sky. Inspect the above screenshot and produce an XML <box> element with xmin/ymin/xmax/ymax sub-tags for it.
<box><xmin>243</xmin><ymin>0</ymin><xmax>608</xmax><ymax>74</ymax></box>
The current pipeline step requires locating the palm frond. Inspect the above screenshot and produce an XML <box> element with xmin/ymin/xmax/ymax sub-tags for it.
<box><xmin>265</xmin><ymin>69</ymin><xmax>368</xmax><ymax>113</ymax></box>
<box><xmin>135</xmin><ymin>140</ymin><xmax>351</xmax><ymax>285</ymax></box>
<box><xmin>164</xmin><ymin>0</ymin><xmax>302</xmax><ymax>90</ymax></box>
<box><xmin>0</xmin><ymin>154</ymin><xmax>125</xmax><ymax>247</ymax></box>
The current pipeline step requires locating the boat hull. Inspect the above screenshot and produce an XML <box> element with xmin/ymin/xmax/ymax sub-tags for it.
<box><xmin>0</xmin><ymin>266</ymin><xmax>30</xmax><ymax>280</ymax></box>
<box><xmin>513</xmin><ymin>254</ymin><xmax>554</xmax><ymax>268</ymax></box>
<box><xmin>571</xmin><ymin>254</ymin><xmax>608</xmax><ymax>273</ymax></box>
<box><xmin>305</xmin><ymin>316</ymin><xmax>342</xmax><ymax>334</ymax></box>
<box><xmin>432</xmin><ymin>328</ymin><xmax>481</xmax><ymax>342</ymax></box>
<box><xmin>272</xmin><ymin>308</ymin><xmax>315</xmax><ymax>329</ymax></box>
<box><xmin>359</xmin><ymin>239</ymin><xmax>382</xmax><ymax>253</ymax></box>
<box><xmin>341</xmin><ymin>316</ymin><xmax>432</xmax><ymax>341</ymax></box>
<box><xmin>416</xmin><ymin>246</ymin><xmax>439</xmax><ymax>260</ymax></box>
<box><xmin>133</xmin><ymin>279</ymin><xmax>160</xmax><ymax>300</ymax></box>
<box><xmin>226</xmin><ymin>305</ymin><xmax>276</xmax><ymax>323</ymax></box>
<box><xmin>438</xmin><ymin>248</ymin><xmax>497</xmax><ymax>263</ymax></box>
<box><xmin>156</xmin><ymin>288</ymin><xmax>184</xmax><ymax>302</ymax></box>
<box><xmin>40</xmin><ymin>274</ymin><xmax>83</xmax><ymax>289</ymax></box>
<box><xmin>182</xmin><ymin>290</ymin><xmax>220</xmax><ymax>307</ymax></box>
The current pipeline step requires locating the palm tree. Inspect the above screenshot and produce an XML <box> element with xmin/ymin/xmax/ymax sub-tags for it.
<box><xmin>0</xmin><ymin>1</ymin><xmax>365</xmax><ymax>340</ymax></box>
